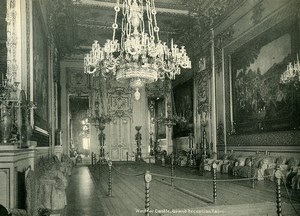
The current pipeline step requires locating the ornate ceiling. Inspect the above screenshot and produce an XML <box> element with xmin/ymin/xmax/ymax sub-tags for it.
<box><xmin>69</xmin><ymin>0</ymin><xmax>245</xmax><ymax>52</ymax></box>
<box><xmin>72</xmin><ymin>0</ymin><xmax>189</xmax><ymax>49</ymax></box>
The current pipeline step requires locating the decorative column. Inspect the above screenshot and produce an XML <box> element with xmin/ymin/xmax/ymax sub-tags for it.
<box><xmin>135</xmin><ymin>126</ymin><xmax>142</xmax><ymax>161</ymax></box>
<box><xmin>210</xmin><ymin>29</ymin><xmax>218</xmax><ymax>154</ymax></box>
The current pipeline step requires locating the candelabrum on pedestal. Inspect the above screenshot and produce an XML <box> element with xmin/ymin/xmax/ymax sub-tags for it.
<box><xmin>98</xmin><ymin>124</ymin><xmax>106</xmax><ymax>162</ymax></box>
<box><xmin>0</xmin><ymin>79</ymin><xmax>35</xmax><ymax>146</ymax></box>
<box><xmin>149</xmin><ymin>132</ymin><xmax>154</xmax><ymax>156</ymax></box>
<box><xmin>135</xmin><ymin>126</ymin><xmax>142</xmax><ymax>161</ymax></box>
<box><xmin>188</xmin><ymin>132</ymin><xmax>195</xmax><ymax>166</ymax></box>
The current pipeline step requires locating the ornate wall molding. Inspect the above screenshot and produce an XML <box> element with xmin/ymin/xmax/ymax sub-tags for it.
<box><xmin>6</xmin><ymin>0</ymin><xmax>17</xmax><ymax>84</ymax></box>
<box><xmin>224</xmin><ymin>1</ymin><xmax>298</xmax><ymax>55</ymax></box>
<box><xmin>146</xmin><ymin>81</ymin><xmax>165</xmax><ymax>99</ymax></box>
<box><xmin>108</xmin><ymin>87</ymin><xmax>133</xmax><ymax>118</ymax></box>
<box><xmin>66</xmin><ymin>68</ymin><xmax>90</xmax><ymax>95</ymax></box>
<box><xmin>195</xmin><ymin>66</ymin><xmax>210</xmax><ymax>118</ymax></box>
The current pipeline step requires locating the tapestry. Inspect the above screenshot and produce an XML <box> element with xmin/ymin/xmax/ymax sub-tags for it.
<box><xmin>173</xmin><ymin>79</ymin><xmax>194</xmax><ymax>137</ymax></box>
<box><xmin>33</xmin><ymin>2</ymin><xmax>49</xmax><ymax>131</ymax></box>
<box><xmin>231</xmin><ymin>28</ymin><xmax>300</xmax><ymax>133</ymax></box>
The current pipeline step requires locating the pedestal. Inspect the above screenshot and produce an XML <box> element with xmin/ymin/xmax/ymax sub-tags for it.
<box><xmin>0</xmin><ymin>143</ymin><xmax>38</xmax><ymax>209</ymax></box>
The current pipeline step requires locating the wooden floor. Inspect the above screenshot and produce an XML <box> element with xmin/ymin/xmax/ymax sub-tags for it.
<box><xmin>66</xmin><ymin>162</ymin><xmax>300</xmax><ymax>216</ymax></box>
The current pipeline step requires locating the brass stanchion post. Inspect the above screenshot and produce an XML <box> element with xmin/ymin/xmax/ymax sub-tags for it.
<box><xmin>212</xmin><ymin>162</ymin><xmax>217</xmax><ymax>204</ymax></box>
<box><xmin>251</xmin><ymin>156</ymin><xmax>255</xmax><ymax>188</ymax></box>
<box><xmin>171</xmin><ymin>153</ymin><xmax>174</xmax><ymax>187</ymax></box>
<box><xmin>108</xmin><ymin>160</ymin><xmax>112</xmax><ymax>197</ymax></box>
<box><xmin>144</xmin><ymin>171</ymin><xmax>152</xmax><ymax>216</ymax></box>
<box><xmin>275</xmin><ymin>167</ymin><xmax>282</xmax><ymax>216</ymax></box>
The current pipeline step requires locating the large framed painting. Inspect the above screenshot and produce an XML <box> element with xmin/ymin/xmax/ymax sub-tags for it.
<box><xmin>33</xmin><ymin>2</ymin><xmax>49</xmax><ymax>131</ymax></box>
<box><xmin>231</xmin><ymin>18</ymin><xmax>300</xmax><ymax>134</ymax></box>
<box><xmin>173</xmin><ymin>79</ymin><xmax>194</xmax><ymax>137</ymax></box>
<box><xmin>155</xmin><ymin>98</ymin><xmax>166</xmax><ymax>139</ymax></box>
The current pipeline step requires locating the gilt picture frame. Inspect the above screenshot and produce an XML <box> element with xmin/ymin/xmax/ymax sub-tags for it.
<box><xmin>230</xmin><ymin>18</ymin><xmax>300</xmax><ymax>134</ymax></box>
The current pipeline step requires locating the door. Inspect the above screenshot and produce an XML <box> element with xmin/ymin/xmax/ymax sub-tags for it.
<box><xmin>107</xmin><ymin>117</ymin><xmax>133</xmax><ymax>161</ymax></box>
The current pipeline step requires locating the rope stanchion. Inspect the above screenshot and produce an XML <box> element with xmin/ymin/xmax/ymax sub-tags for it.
<box><xmin>275</xmin><ymin>167</ymin><xmax>282</xmax><ymax>216</ymax></box>
<box><xmin>212</xmin><ymin>162</ymin><xmax>217</xmax><ymax>204</ymax></box>
<box><xmin>251</xmin><ymin>157</ymin><xmax>255</xmax><ymax>188</ymax></box>
<box><xmin>151</xmin><ymin>172</ymin><xmax>272</xmax><ymax>182</ymax></box>
<box><xmin>126</xmin><ymin>152</ymin><xmax>129</xmax><ymax>163</ymax></box>
<box><xmin>171</xmin><ymin>154</ymin><xmax>174</xmax><ymax>187</ymax></box>
<box><xmin>111</xmin><ymin>165</ymin><xmax>145</xmax><ymax>176</ymax></box>
<box><xmin>108</xmin><ymin>160</ymin><xmax>112</xmax><ymax>197</ymax></box>
<box><xmin>144</xmin><ymin>171</ymin><xmax>152</xmax><ymax>216</ymax></box>
<box><xmin>91</xmin><ymin>152</ymin><xmax>94</xmax><ymax>165</ymax></box>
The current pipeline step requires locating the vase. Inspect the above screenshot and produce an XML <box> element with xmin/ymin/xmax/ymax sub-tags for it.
<box><xmin>0</xmin><ymin>105</ymin><xmax>13</xmax><ymax>144</ymax></box>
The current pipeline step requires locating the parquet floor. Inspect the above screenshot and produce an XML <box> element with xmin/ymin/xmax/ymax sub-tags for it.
<box><xmin>66</xmin><ymin>162</ymin><xmax>300</xmax><ymax>216</ymax></box>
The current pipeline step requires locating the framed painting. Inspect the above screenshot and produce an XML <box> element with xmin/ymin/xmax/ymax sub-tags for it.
<box><xmin>173</xmin><ymin>78</ymin><xmax>194</xmax><ymax>137</ymax></box>
<box><xmin>33</xmin><ymin>2</ymin><xmax>49</xmax><ymax>131</ymax></box>
<box><xmin>231</xmin><ymin>18</ymin><xmax>300</xmax><ymax>134</ymax></box>
<box><xmin>155</xmin><ymin>98</ymin><xmax>166</xmax><ymax>139</ymax></box>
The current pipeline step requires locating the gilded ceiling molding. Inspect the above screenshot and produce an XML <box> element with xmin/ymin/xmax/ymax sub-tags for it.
<box><xmin>6</xmin><ymin>0</ymin><xmax>17</xmax><ymax>84</ymax></box>
<box><xmin>251</xmin><ymin>1</ymin><xmax>264</xmax><ymax>25</ymax></box>
<box><xmin>73</xmin><ymin>0</ymin><xmax>189</xmax><ymax>15</ymax></box>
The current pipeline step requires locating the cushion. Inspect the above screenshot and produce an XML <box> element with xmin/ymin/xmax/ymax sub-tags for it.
<box><xmin>221</xmin><ymin>154</ymin><xmax>228</xmax><ymax>160</ymax></box>
<box><xmin>236</xmin><ymin>157</ymin><xmax>247</xmax><ymax>166</ymax></box>
<box><xmin>245</xmin><ymin>157</ymin><xmax>252</xmax><ymax>167</ymax></box>
<box><xmin>276</xmin><ymin>156</ymin><xmax>286</xmax><ymax>165</ymax></box>
<box><xmin>287</xmin><ymin>158</ymin><xmax>299</xmax><ymax>170</ymax></box>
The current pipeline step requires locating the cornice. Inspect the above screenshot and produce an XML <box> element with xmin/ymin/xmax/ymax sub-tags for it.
<box><xmin>73</xmin><ymin>0</ymin><xmax>189</xmax><ymax>15</ymax></box>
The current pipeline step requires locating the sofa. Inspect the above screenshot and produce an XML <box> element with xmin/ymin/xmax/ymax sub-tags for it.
<box><xmin>219</xmin><ymin>153</ymin><xmax>300</xmax><ymax>189</ymax></box>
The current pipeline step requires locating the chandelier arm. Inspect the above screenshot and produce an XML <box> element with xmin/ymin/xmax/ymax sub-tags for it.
<box><xmin>139</xmin><ymin>2</ymin><xmax>145</xmax><ymax>35</ymax></box>
<box><xmin>121</xmin><ymin>18</ymin><xmax>125</xmax><ymax>51</ymax></box>
<box><xmin>146</xmin><ymin>0</ymin><xmax>154</xmax><ymax>39</ymax></box>
<box><xmin>112</xmin><ymin>0</ymin><xmax>120</xmax><ymax>41</ymax></box>
<box><xmin>150</xmin><ymin>0</ymin><xmax>160</xmax><ymax>42</ymax></box>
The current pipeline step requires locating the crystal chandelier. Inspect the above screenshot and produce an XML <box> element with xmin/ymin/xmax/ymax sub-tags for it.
<box><xmin>280</xmin><ymin>54</ymin><xmax>300</xmax><ymax>87</ymax></box>
<box><xmin>83</xmin><ymin>0</ymin><xmax>191</xmax><ymax>100</ymax></box>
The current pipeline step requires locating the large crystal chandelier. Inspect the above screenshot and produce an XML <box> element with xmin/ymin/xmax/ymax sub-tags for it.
<box><xmin>83</xmin><ymin>0</ymin><xmax>191</xmax><ymax>100</ymax></box>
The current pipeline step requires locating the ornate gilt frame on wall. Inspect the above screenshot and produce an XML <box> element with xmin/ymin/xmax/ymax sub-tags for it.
<box><xmin>32</xmin><ymin>1</ymin><xmax>49</xmax><ymax>135</ymax></box>
<box><xmin>223</xmin><ymin>2</ymin><xmax>300</xmax><ymax>146</ymax></box>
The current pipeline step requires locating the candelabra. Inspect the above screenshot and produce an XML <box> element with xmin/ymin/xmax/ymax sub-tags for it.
<box><xmin>90</xmin><ymin>116</ymin><xmax>110</xmax><ymax>162</ymax></box>
<box><xmin>0</xmin><ymin>78</ymin><xmax>35</xmax><ymax>145</ymax></box>
<box><xmin>0</xmin><ymin>78</ymin><xmax>19</xmax><ymax>144</ymax></box>
<box><xmin>135</xmin><ymin>126</ymin><xmax>142</xmax><ymax>161</ymax></box>
<box><xmin>188</xmin><ymin>132</ymin><xmax>195</xmax><ymax>166</ymax></box>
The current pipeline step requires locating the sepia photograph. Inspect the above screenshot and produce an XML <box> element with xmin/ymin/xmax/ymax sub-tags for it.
<box><xmin>0</xmin><ymin>0</ymin><xmax>300</xmax><ymax>215</ymax></box>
